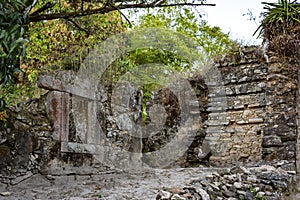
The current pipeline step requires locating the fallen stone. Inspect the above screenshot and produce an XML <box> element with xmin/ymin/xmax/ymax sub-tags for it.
<box><xmin>287</xmin><ymin>171</ymin><xmax>296</xmax><ymax>175</ymax></box>
<box><xmin>0</xmin><ymin>191</ymin><xmax>11</xmax><ymax>196</ymax></box>
<box><xmin>246</xmin><ymin>175</ymin><xmax>258</xmax><ymax>183</ymax></box>
<box><xmin>256</xmin><ymin>191</ymin><xmax>266</xmax><ymax>198</ymax></box>
<box><xmin>167</xmin><ymin>186</ymin><xmax>185</xmax><ymax>194</ymax></box>
<box><xmin>182</xmin><ymin>192</ymin><xmax>192</xmax><ymax>198</ymax></box>
<box><xmin>272</xmin><ymin>180</ymin><xmax>288</xmax><ymax>190</ymax></box>
<box><xmin>222</xmin><ymin>189</ymin><xmax>235</xmax><ymax>198</ymax></box>
<box><xmin>244</xmin><ymin>191</ymin><xmax>255</xmax><ymax>200</ymax></box>
<box><xmin>197</xmin><ymin>141</ymin><xmax>211</xmax><ymax>160</ymax></box>
<box><xmin>224</xmin><ymin>174</ymin><xmax>237</xmax><ymax>182</ymax></box>
<box><xmin>156</xmin><ymin>190</ymin><xmax>172</xmax><ymax>200</ymax></box>
<box><xmin>236</xmin><ymin>190</ymin><xmax>246</xmax><ymax>195</ymax></box>
<box><xmin>209</xmin><ymin>182</ymin><xmax>220</xmax><ymax>191</ymax></box>
<box><xmin>233</xmin><ymin>182</ymin><xmax>243</xmax><ymax>189</ymax></box>
<box><xmin>265</xmin><ymin>191</ymin><xmax>273</xmax><ymax>196</ymax></box>
<box><xmin>10</xmin><ymin>172</ymin><xmax>33</xmax><ymax>185</ymax></box>
<box><xmin>220</xmin><ymin>185</ymin><xmax>227</xmax><ymax>192</ymax></box>
<box><xmin>196</xmin><ymin>187</ymin><xmax>210</xmax><ymax>200</ymax></box>
<box><xmin>170</xmin><ymin>194</ymin><xmax>185</xmax><ymax>200</ymax></box>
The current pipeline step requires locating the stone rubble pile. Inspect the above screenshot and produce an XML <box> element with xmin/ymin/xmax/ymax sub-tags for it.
<box><xmin>157</xmin><ymin>163</ymin><xmax>295</xmax><ymax>200</ymax></box>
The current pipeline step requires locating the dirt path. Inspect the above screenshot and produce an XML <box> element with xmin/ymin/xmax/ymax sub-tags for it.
<box><xmin>1</xmin><ymin>167</ymin><xmax>299</xmax><ymax>200</ymax></box>
<box><xmin>0</xmin><ymin>168</ymin><xmax>216</xmax><ymax>200</ymax></box>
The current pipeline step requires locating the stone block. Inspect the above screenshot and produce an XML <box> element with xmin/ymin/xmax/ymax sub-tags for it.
<box><xmin>262</xmin><ymin>135</ymin><xmax>283</xmax><ymax>147</ymax></box>
<box><xmin>248</xmin><ymin>118</ymin><xmax>264</xmax><ymax>123</ymax></box>
<box><xmin>237</xmin><ymin>120</ymin><xmax>247</xmax><ymax>125</ymax></box>
<box><xmin>206</xmin><ymin>120</ymin><xmax>229</xmax><ymax>126</ymax></box>
<box><xmin>277</xmin><ymin>143</ymin><xmax>296</xmax><ymax>160</ymax></box>
<box><xmin>38</xmin><ymin>70</ymin><xmax>98</xmax><ymax>100</ymax></box>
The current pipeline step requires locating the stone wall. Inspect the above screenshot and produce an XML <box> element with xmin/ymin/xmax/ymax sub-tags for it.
<box><xmin>0</xmin><ymin>46</ymin><xmax>299</xmax><ymax>178</ymax></box>
<box><xmin>204</xmin><ymin>47</ymin><xmax>268</xmax><ymax>165</ymax></box>
<box><xmin>204</xmin><ymin>47</ymin><xmax>299</xmax><ymax>170</ymax></box>
<box><xmin>0</xmin><ymin>97</ymin><xmax>54</xmax><ymax>183</ymax></box>
<box><xmin>263</xmin><ymin>54</ymin><xmax>298</xmax><ymax>163</ymax></box>
<box><xmin>143</xmin><ymin>46</ymin><xmax>299</xmax><ymax>169</ymax></box>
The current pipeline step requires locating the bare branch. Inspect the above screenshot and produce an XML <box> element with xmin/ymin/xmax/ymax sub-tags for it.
<box><xmin>24</xmin><ymin>0</ymin><xmax>38</xmax><ymax>15</ymax></box>
<box><xmin>30</xmin><ymin>1</ymin><xmax>57</xmax><ymax>16</ymax></box>
<box><xmin>149</xmin><ymin>0</ymin><xmax>164</xmax><ymax>6</ymax></box>
<box><xmin>108</xmin><ymin>2</ymin><xmax>132</xmax><ymax>26</ymax></box>
<box><xmin>28</xmin><ymin>2</ymin><xmax>215</xmax><ymax>22</ymax></box>
<box><xmin>67</xmin><ymin>18</ymin><xmax>90</xmax><ymax>34</ymax></box>
<box><xmin>118</xmin><ymin>8</ymin><xmax>132</xmax><ymax>26</ymax></box>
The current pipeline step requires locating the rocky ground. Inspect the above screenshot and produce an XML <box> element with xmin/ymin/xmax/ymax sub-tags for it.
<box><xmin>0</xmin><ymin>165</ymin><xmax>299</xmax><ymax>200</ymax></box>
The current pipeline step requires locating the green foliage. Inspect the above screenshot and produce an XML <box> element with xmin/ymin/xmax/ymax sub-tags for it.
<box><xmin>1</xmin><ymin>0</ymin><xmax>229</xmax><ymax>114</ymax></box>
<box><xmin>254</xmin><ymin>0</ymin><xmax>300</xmax><ymax>36</ymax></box>
<box><xmin>0</xmin><ymin>0</ymin><xmax>32</xmax><ymax>110</ymax></box>
<box><xmin>134</xmin><ymin>7</ymin><xmax>237</xmax><ymax>109</ymax></box>
<box><xmin>0</xmin><ymin>83</ymin><xmax>35</xmax><ymax>107</ymax></box>
<box><xmin>138</xmin><ymin>7</ymin><xmax>238</xmax><ymax>59</ymax></box>
<box><xmin>248</xmin><ymin>186</ymin><xmax>267</xmax><ymax>200</ymax></box>
<box><xmin>1</xmin><ymin>0</ymin><xmax>125</xmax><ymax>109</ymax></box>
<box><xmin>26</xmin><ymin>7</ymin><xmax>124</xmax><ymax>72</ymax></box>
<box><xmin>255</xmin><ymin>0</ymin><xmax>300</xmax><ymax>58</ymax></box>
<box><xmin>103</xmin><ymin>8</ymin><xmax>238</xmax><ymax>121</ymax></box>
<box><xmin>106</xmin><ymin>55</ymin><xmax>179</xmax><ymax>122</ymax></box>
<box><xmin>254</xmin><ymin>0</ymin><xmax>300</xmax><ymax>38</ymax></box>
<box><xmin>0</xmin><ymin>0</ymin><xmax>28</xmax><ymax>85</ymax></box>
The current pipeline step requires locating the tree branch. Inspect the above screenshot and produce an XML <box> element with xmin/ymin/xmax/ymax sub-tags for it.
<box><xmin>120</xmin><ymin>2</ymin><xmax>216</xmax><ymax>9</ymax></box>
<box><xmin>119</xmin><ymin>9</ymin><xmax>132</xmax><ymax>26</ymax></box>
<box><xmin>153</xmin><ymin>0</ymin><xmax>165</xmax><ymax>6</ymax></box>
<box><xmin>24</xmin><ymin>0</ymin><xmax>38</xmax><ymax>15</ymax></box>
<box><xmin>109</xmin><ymin>3</ymin><xmax>132</xmax><ymax>26</ymax></box>
<box><xmin>29</xmin><ymin>5</ymin><xmax>113</xmax><ymax>22</ymax></box>
<box><xmin>66</xmin><ymin>18</ymin><xmax>90</xmax><ymax>34</ymax></box>
<box><xmin>30</xmin><ymin>1</ymin><xmax>57</xmax><ymax>16</ymax></box>
<box><xmin>28</xmin><ymin>2</ymin><xmax>215</xmax><ymax>22</ymax></box>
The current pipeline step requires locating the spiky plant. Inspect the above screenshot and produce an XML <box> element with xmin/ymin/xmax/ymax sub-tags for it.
<box><xmin>255</xmin><ymin>0</ymin><xmax>300</xmax><ymax>57</ymax></box>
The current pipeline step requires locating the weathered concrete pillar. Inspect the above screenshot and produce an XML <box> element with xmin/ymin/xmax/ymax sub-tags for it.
<box><xmin>38</xmin><ymin>70</ymin><xmax>143</xmax><ymax>170</ymax></box>
<box><xmin>38</xmin><ymin>71</ymin><xmax>105</xmax><ymax>152</ymax></box>
<box><xmin>46</xmin><ymin>91</ymin><xmax>70</xmax><ymax>141</ymax></box>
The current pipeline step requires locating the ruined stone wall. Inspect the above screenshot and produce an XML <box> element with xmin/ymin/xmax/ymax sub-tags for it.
<box><xmin>205</xmin><ymin>47</ymin><xmax>298</xmax><ymax>170</ymax></box>
<box><xmin>263</xmin><ymin>55</ymin><xmax>298</xmax><ymax>162</ymax></box>
<box><xmin>204</xmin><ymin>47</ymin><xmax>268</xmax><ymax>165</ymax></box>
<box><xmin>0</xmin><ymin>97</ymin><xmax>55</xmax><ymax>183</ymax></box>
<box><xmin>0</xmin><ymin>46</ymin><xmax>299</xmax><ymax>179</ymax></box>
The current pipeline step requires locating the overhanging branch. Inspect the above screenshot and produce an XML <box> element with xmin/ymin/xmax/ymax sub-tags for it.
<box><xmin>28</xmin><ymin>2</ymin><xmax>215</xmax><ymax>22</ymax></box>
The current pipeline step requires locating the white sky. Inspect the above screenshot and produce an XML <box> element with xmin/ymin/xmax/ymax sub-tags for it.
<box><xmin>202</xmin><ymin>0</ymin><xmax>297</xmax><ymax>45</ymax></box>
<box><xmin>127</xmin><ymin>0</ymin><xmax>299</xmax><ymax>45</ymax></box>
